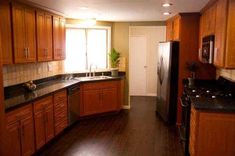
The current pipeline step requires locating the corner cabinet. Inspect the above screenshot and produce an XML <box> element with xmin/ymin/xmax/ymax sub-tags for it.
<box><xmin>36</xmin><ymin>11</ymin><xmax>53</xmax><ymax>62</ymax></box>
<box><xmin>189</xmin><ymin>107</ymin><xmax>235</xmax><ymax>156</ymax></box>
<box><xmin>80</xmin><ymin>80</ymin><xmax>122</xmax><ymax>117</ymax></box>
<box><xmin>12</xmin><ymin>3</ymin><xmax>36</xmax><ymax>63</ymax></box>
<box><xmin>53</xmin><ymin>16</ymin><xmax>66</xmax><ymax>60</ymax></box>
<box><xmin>5</xmin><ymin>104</ymin><xmax>35</xmax><ymax>156</ymax></box>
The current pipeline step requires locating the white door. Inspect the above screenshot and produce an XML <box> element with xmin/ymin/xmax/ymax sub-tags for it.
<box><xmin>129</xmin><ymin>35</ymin><xmax>147</xmax><ymax>96</ymax></box>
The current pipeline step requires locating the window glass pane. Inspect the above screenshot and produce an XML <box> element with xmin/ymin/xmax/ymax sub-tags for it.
<box><xmin>87</xmin><ymin>29</ymin><xmax>107</xmax><ymax>69</ymax></box>
<box><xmin>65</xmin><ymin>28</ymin><xmax>86</xmax><ymax>72</ymax></box>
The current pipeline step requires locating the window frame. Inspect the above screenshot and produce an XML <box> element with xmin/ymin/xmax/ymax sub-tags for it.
<box><xmin>65</xmin><ymin>24</ymin><xmax>111</xmax><ymax>72</ymax></box>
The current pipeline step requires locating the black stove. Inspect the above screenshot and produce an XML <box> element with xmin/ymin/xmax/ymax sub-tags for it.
<box><xmin>179</xmin><ymin>77</ymin><xmax>235</xmax><ymax>156</ymax></box>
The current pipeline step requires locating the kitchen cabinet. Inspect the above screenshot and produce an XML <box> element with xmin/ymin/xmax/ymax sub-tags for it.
<box><xmin>54</xmin><ymin>89</ymin><xmax>68</xmax><ymax>135</ymax></box>
<box><xmin>189</xmin><ymin>107</ymin><xmax>235</xmax><ymax>156</ymax></box>
<box><xmin>5</xmin><ymin>104</ymin><xmax>35</xmax><ymax>156</ymax></box>
<box><xmin>36</xmin><ymin>11</ymin><xmax>53</xmax><ymax>62</ymax></box>
<box><xmin>214</xmin><ymin>0</ymin><xmax>235</xmax><ymax>68</ymax></box>
<box><xmin>0</xmin><ymin>1</ymin><xmax>13</xmax><ymax>64</ymax></box>
<box><xmin>33</xmin><ymin>96</ymin><xmax>54</xmax><ymax>150</ymax></box>
<box><xmin>166</xmin><ymin>16</ymin><xmax>180</xmax><ymax>41</ymax></box>
<box><xmin>80</xmin><ymin>80</ymin><xmax>121</xmax><ymax>116</ymax></box>
<box><xmin>12</xmin><ymin>3</ymin><xmax>36</xmax><ymax>63</ymax></box>
<box><xmin>53</xmin><ymin>16</ymin><xmax>66</xmax><ymax>60</ymax></box>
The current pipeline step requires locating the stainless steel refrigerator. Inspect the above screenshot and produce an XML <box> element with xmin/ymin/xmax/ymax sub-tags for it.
<box><xmin>156</xmin><ymin>41</ymin><xmax>179</xmax><ymax>124</ymax></box>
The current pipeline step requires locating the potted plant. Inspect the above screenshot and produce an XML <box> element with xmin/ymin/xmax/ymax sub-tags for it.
<box><xmin>109</xmin><ymin>48</ymin><xmax>120</xmax><ymax>76</ymax></box>
<box><xmin>186</xmin><ymin>61</ymin><xmax>199</xmax><ymax>87</ymax></box>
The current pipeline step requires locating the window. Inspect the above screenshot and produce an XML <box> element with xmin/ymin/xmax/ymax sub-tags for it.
<box><xmin>65</xmin><ymin>27</ymin><xmax>111</xmax><ymax>72</ymax></box>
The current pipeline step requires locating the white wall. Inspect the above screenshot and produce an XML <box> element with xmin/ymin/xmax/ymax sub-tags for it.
<box><xmin>129</xmin><ymin>26</ymin><xmax>166</xmax><ymax>96</ymax></box>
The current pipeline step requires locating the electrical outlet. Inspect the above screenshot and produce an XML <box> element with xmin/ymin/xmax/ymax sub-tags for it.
<box><xmin>47</xmin><ymin>63</ymin><xmax>53</xmax><ymax>72</ymax></box>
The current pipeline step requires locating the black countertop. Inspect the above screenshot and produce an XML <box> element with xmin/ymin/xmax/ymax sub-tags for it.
<box><xmin>183</xmin><ymin>77</ymin><xmax>235</xmax><ymax>112</ymax></box>
<box><xmin>4</xmin><ymin>76</ymin><xmax>123</xmax><ymax>112</ymax></box>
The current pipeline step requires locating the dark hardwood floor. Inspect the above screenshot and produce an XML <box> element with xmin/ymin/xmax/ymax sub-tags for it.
<box><xmin>37</xmin><ymin>96</ymin><xmax>184</xmax><ymax>156</ymax></box>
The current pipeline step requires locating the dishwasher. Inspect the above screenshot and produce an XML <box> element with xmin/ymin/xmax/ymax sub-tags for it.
<box><xmin>68</xmin><ymin>84</ymin><xmax>80</xmax><ymax>126</ymax></box>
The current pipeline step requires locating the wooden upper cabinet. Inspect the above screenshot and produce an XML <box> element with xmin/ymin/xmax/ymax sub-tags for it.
<box><xmin>214</xmin><ymin>0</ymin><xmax>235</xmax><ymax>68</ymax></box>
<box><xmin>12</xmin><ymin>3</ymin><xmax>36</xmax><ymax>63</ymax></box>
<box><xmin>53</xmin><ymin>16</ymin><xmax>66</xmax><ymax>60</ymax></box>
<box><xmin>0</xmin><ymin>1</ymin><xmax>13</xmax><ymax>64</ymax></box>
<box><xmin>36</xmin><ymin>11</ymin><xmax>53</xmax><ymax>62</ymax></box>
<box><xmin>166</xmin><ymin>16</ymin><xmax>180</xmax><ymax>41</ymax></box>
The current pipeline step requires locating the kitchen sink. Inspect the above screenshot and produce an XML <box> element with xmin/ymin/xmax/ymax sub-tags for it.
<box><xmin>74</xmin><ymin>76</ymin><xmax>113</xmax><ymax>81</ymax></box>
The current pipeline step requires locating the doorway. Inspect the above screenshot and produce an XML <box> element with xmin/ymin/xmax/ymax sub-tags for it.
<box><xmin>129</xmin><ymin>26</ymin><xmax>166</xmax><ymax>97</ymax></box>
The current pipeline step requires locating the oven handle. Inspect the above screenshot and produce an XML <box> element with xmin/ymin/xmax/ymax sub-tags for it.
<box><xmin>180</xmin><ymin>98</ymin><xmax>189</xmax><ymax>107</ymax></box>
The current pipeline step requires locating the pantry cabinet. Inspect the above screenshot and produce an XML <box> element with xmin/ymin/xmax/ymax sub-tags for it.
<box><xmin>33</xmin><ymin>96</ymin><xmax>54</xmax><ymax>150</ymax></box>
<box><xmin>53</xmin><ymin>16</ymin><xmax>66</xmax><ymax>60</ymax></box>
<box><xmin>54</xmin><ymin>89</ymin><xmax>68</xmax><ymax>135</ymax></box>
<box><xmin>36</xmin><ymin>11</ymin><xmax>53</xmax><ymax>62</ymax></box>
<box><xmin>0</xmin><ymin>1</ymin><xmax>13</xmax><ymax>64</ymax></box>
<box><xmin>80</xmin><ymin>80</ymin><xmax>121</xmax><ymax>116</ymax></box>
<box><xmin>5</xmin><ymin>104</ymin><xmax>35</xmax><ymax>156</ymax></box>
<box><xmin>12</xmin><ymin>3</ymin><xmax>36</xmax><ymax>63</ymax></box>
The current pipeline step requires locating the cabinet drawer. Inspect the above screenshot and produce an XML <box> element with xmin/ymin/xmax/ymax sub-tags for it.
<box><xmin>54</xmin><ymin>90</ymin><xmax>67</xmax><ymax>100</ymax></box>
<box><xmin>55</xmin><ymin>119</ymin><xmax>67</xmax><ymax>135</ymax></box>
<box><xmin>82</xmin><ymin>80</ymin><xmax>118</xmax><ymax>90</ymax></box>
<box><xmin>34</xmin><ymin>96</ymin><xmax>53</xmax><ymax>112</ymax></box>
<box><xmin>7</xmin><ymin>104</ymin><xmax>33</xmax><ymax>124</ymax></box>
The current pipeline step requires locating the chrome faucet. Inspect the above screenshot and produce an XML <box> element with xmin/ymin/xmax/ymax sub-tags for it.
<box><xmin>88</xmin><ymin>64</ymin><xmax>97</xmax><ymax>77</ymax></box>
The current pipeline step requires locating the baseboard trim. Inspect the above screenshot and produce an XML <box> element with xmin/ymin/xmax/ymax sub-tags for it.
<box><xmin>122</xmin><ymin>105</ymin><xmax>131</xmax><ymax>109</ymax></box>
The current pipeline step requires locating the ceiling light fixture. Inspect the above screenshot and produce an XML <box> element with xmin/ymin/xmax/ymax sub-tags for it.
<box><xmin>162</xmin><ymin>3</ymin><xmax>172</xmax><ymax>7</ymax></box>
<box><xmin>163</xmin><ymin>12</ymin><xmax>171</xmax><ymax>15</ymax></box>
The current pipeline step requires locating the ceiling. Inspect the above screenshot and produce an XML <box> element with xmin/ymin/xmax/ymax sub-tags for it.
<box><xmin>28</xmin><ymin>0</ymin><xmax>209</xmax><ymax>21</ymax></box>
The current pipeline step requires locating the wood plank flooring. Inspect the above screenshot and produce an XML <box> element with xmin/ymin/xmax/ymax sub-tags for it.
<box><xmin>36</xmin><ymin>96</ymin><xmax>184</xmax><ymax>156</ymax></box>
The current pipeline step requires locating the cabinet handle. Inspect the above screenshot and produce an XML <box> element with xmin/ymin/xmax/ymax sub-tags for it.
<box><xmin>24</xmin><ymin>48</ymin><xmax>27</xmax><ymax>58</ymax></box>
<box><xmin>17</xmin><ymin>127</ymin><xmax>21</xmax><ymax>140</ymax></box>
<box><xmin>27</xmin><ymin>48</ymin><xmax>30</xmax><ymax>58</ymax></box>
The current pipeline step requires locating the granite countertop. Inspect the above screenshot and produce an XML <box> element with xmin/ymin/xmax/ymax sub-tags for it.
<box><xmin>190</xmin><ymin>97</ymin><xmax>235</xmax><ymax>112</ymax></box>
<box><xmin>4</xmin><ymin>76</ymin><xmax>123</xmax><ymax>112</ymax></box>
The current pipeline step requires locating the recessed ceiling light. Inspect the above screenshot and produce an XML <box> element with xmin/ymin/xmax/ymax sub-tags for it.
<box><xmin>162</xmin><ymin>3</ymin><xmax>172</xmax><ymax>7</ymax></box>
<box><xmin>80</xmin><ymin>6</ymin><xmax>88</xmax><ymax>10</ymax></box>
<box><xmin>163</xmin><ymin>12</ymin><xmax>171</xmax><ymax>15</ymax></box>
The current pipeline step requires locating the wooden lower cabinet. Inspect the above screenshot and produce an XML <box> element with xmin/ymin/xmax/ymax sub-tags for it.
<box><xmin>5</xmin><ymin>104</ymin><xmax>35</xmax><ymax>156</ymax></box>
<box><xmin>189</xmin><ymin>107</ymin><xmax>235</xmax><ymax>156</ymax></box>
<box><xmin>54</xmin><ymin>89</ymin><xmax>68</xmax><ymax>135</ymax></box>
<box><xmin>33</xmin><ymin>96</ymin><xmax>54</xmax><ymax>150</ymax></box>
<box><xmin>80</xmin><ymin>80</ymin><xmax>122</xmax><ymax>116</ymax></box>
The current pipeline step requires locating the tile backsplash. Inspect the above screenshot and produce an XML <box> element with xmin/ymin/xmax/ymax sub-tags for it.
<box><xmin>217</xmin><ymin>69</ymin><xmax>235</xmax><ymax>81</ymax></box>
<box><xmin>3</xmin><ymin>61</ymin><xmax>65</xmax><ymax>87</ymax></box>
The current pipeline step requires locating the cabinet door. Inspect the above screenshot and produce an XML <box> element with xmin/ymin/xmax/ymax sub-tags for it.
<box><xmin>24</xmin><ymin>7</ymin><xmax>36</xmax><ymax>62</ymax></box>
<box><xmin>166</xmin><ymin>20</ymin><xmax>173</xmax><ymax>41</ymax></box>
<box><xmin>5</xmin><ymin>121</ymin><xmax>21</xmax><ymax>156</ymax></box>
<box><xmin>12</xmin><ymin>3</ymin><xmax>27</xmax><ymax>63</ymax></box>
<box><xmin>173</xmin><ymin>17</ymin><xmax>180</xmax><ymax>40</ymax></box>
<box><xmin>21</xmin><ymin>116</ymin><xmax>35</xmax><ymax>156</ymax></box>
<box><xmin>45</xmin><ymin>14</ymin><xmax>53</xmax><ymax>61</ymax></box>
<box><xmin>45</xmin><ymin>105</ymin><xmax>54</xmax><ymax>142</ymax></box>
<box><xmin>225</xmin><ymin>0</ymin><xmax>235</xmax><ymax>68</ymax></box>
<box><xmin>214</xmin><ymin>0</ymin><xmax>228</xmax><ymax>67</ymax></box>
<box><xmin>34</xmin><ymin>110</ymin><xmax>45</xmax><ymax>150</ymax></box>
<box><xmin>101</xmin><ymin>88</ymin><xmax>118</xmax><ymax>112</ymax></box>
<box><xmin>60</xmin><ymin>18</ymin><xmax>66</xmax><ymax>60</ymax></box>
<box><xmin>53</xmin><ymin>16</ymin><xmax>60</xmax><ymax>60</ymax></box>
<box><xmin>0</xmin><ymin>2</ymin><xmax>13</xmax><ymax>64</ymax></box>
<box><xmin>82</xmin><ymin>89</ymin><xmax>101</xmax><ymax>116</ymax></box>
<box><xmin>36</xmin><ymin>11</ymin><xmax>46</xmax><ymax>61</ymax></box>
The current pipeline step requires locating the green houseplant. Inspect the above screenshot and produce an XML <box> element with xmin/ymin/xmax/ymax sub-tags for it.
<box><xmin>109</xmin><ymin>48</ymin><xmax>120</xmax><ymax>76</ymax></box>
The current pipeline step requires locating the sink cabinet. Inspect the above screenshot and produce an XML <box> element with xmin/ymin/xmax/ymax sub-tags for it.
<box><xmin>80</xmin><ymin>80</ymin><xmax>122</xmax><ymax>116</ymax></box>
